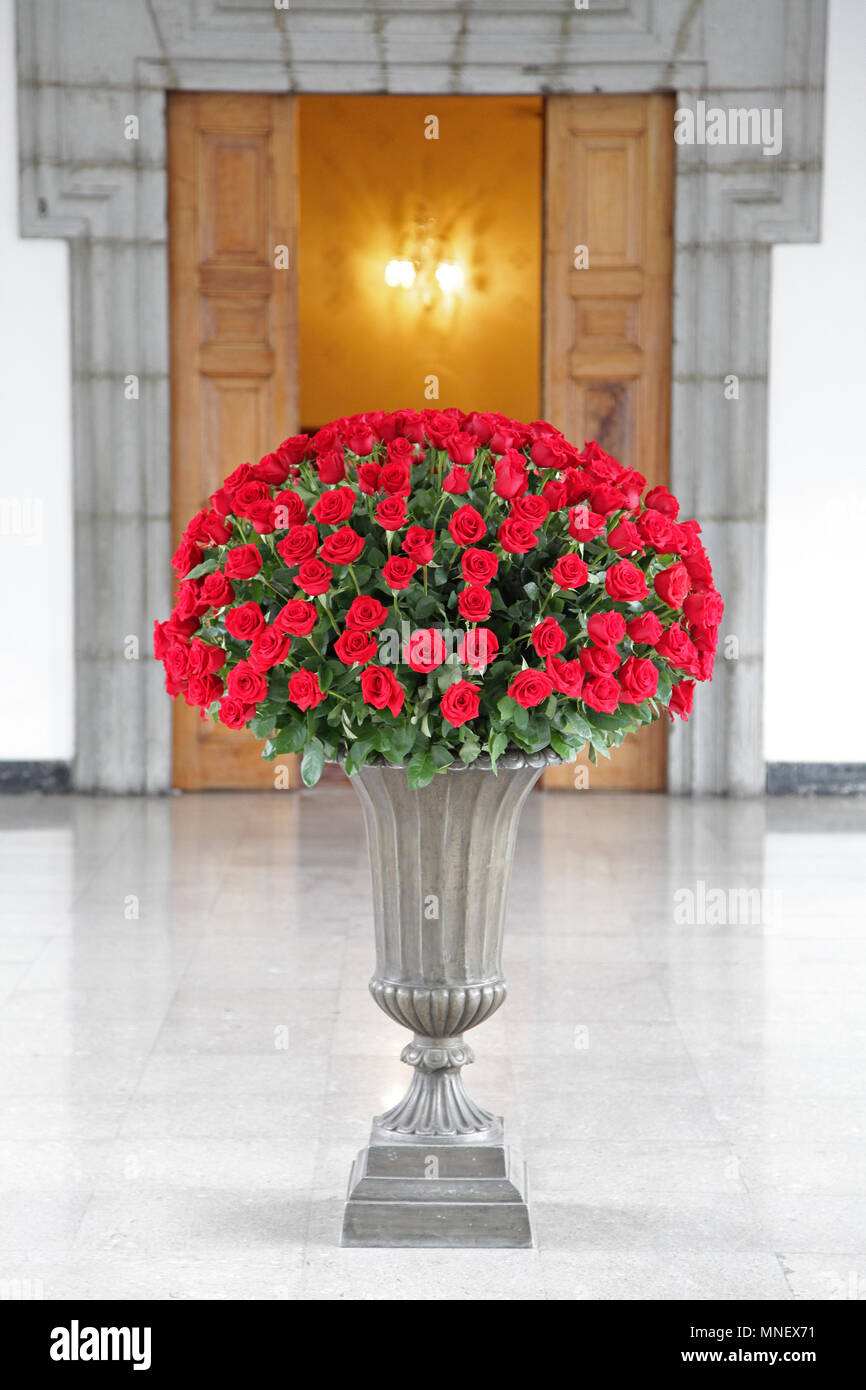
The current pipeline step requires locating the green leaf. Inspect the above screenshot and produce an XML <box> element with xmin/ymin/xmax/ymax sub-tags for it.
<box><xmin>407</xmin><ymin>749</ymin><xmax>437</xmax><ymax>789</ymax></box>
<box><xmin>549</xmin><ymin>730</ymin><xmax>578</xmax><ymax>761</ymax></box>
<box><xmin>272</xmin><ymin>722</ymin><xmax>307</xmax><ymax>755</ymax></box>
<box><xmin>488</xmin><ymin>729</ymin><xmax>508</xmax><ymax>772</ymax></box>
<box><xmin>184</xmin><ymin>557</ymin><xmax>219</xmax><ymax>580</ymax></box>
<box><xmin>431</xmin><ymin>743</ymin><xmax>454</xmax><ymax>769</ymax></box>
<box><xmin>344</xmin><ymin>738</ymin><xmax>373</xmax><ymax>776</ymax></box>
<box><xmin>300</xmin><ymin>738</ymin><xmax>325</xmax><ymax>787</ymax></box>
<box><xmin>249</xmin><ymin>711</ymin><xmax>276</xmax><ymax>739</ymax></box>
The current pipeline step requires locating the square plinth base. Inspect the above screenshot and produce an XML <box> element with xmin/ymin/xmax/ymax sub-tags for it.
<box><xmin>341</xmin><ymin>1140</ymin><xmax>533</xmax><ymax>1248</ymax></box>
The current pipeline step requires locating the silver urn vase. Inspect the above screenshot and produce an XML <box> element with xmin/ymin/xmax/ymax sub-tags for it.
<box><xmin>341</xmin><ymin>751</ymin><xmax>557</xmax><ymax>1248</ymax></box>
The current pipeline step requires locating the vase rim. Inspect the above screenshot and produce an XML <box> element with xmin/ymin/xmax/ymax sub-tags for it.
<box><xmin>334</xmin><ymin>744</ymin><xmax>571</xmax><ymax>773</ymax></box>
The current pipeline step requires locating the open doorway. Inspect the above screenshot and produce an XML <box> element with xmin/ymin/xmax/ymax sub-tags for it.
<box><xmin>168</xmin><ymin>92</ymin><xmax>672</xmax><ymax>793</ymax></box>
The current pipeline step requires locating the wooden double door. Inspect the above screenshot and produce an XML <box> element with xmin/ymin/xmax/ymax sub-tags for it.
<box><xmin>168</xmin><ymin>92</ymin><xmax>673</xmax><ymax>792</ymax></box>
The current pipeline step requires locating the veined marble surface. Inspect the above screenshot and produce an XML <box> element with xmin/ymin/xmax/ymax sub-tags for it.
<box><xmin>0</xmin><ymin>787</ymin><xmax>863</xmax><ymax>1301</ymax></box>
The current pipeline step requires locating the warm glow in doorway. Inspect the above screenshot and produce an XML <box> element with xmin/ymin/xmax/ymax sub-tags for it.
<box><xmin>296</xmin><ymin>95</ymin><xmax>543</xmax><ymax>429</ymax></box>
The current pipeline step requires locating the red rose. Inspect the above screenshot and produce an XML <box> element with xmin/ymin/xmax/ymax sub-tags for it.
<box><xmin>171</xmin><ymin>536</ymin><xmax>201</xmax><ymax>576</ymax></box>
<box><xmin>287</xmin><ymin>669</ymin><xmax>326</xmax><ymax>711</ymax></box>
<box><xmin>345</xmin><ymin>595</ymin><xmax>388</xmax><ymax>630</ymax></box>
<box><xmin>545</xmin><ymin>655</ymin><xmax>584</xmax><ymax>698</ymax></box>
<box><xmin>445</xmin><ymin>432</ymin><xmax>477</xmax><ymax>466</ymax></box>
<box><xmin>245</xmin><ymin>499</ymin><xmax>277</xmax><ymax>534</ymax></box>
<box><xmin>360</xmin><ymin>665</ymin><xmax>405</xmax><ymax>717</ymax></box>
<box><xmin>402</xmin><ymin>527</ymin><xmax>435</xmax><ymax>565</ymax></box>
<box><xmin>541</xmin><ymin>479</ymin><xmax>567</xmax><ymax>511</ymax></box>
<box><xmin>655</xmin><ymin>623</ymin><xmax>698</xmax><ymax>671</ymax></box>
<box><xmin>320</xmin><ymin>526</ymin><xmax>364</xmax><ymax>566</ymax></box>
<box><xmin>295</xmin><ymin>559</ymin><xmax>333</xmax><ymax>595</ymax></box>
<box><xmin>607</xmin><ymin>521</ymin><xmax>643</xmax><ymax>555</ymax></box>
<box><xmin>587</xmin><ymin>612</ymin><xmax>626</xmax><ymax>645</ymax></box>
<box><xmin>579</xmin><ymin>644</ymin><xmax>620</xmax><ymax>676</ymax></box>
<box><xmin>617</xmin><ymin>467</ymin><xmax>646</xmax><ymax>509</ymax></box>
<box><xmin>497</xmin><ymin>518</ymin><xmax>537</xmax><ymax>554</ymax></box>
<box><xmin>493</xmin><ymin>449</ymin><xmax>527</xmax><ymax>499</ymax></box>
<box><xmin>568</xmin><ymin>506</ymin><xmax>605</xmax><ymax>542</ymax></box>
<box><xmin>186</xmin><ymin>673</ymin><xmax>224</xmax><ymax>709</ymax></box>
<box><xmin>174</xmin><ymin>578</ymin><xmax>206</xmax><ymax>620</ymax></box>
<box><xmin>590</xmin><ymin>484</ymin><xmax>627</xmax><ymax>516</ymax></box>
<box><xmin>626</xmin><ymin>613</ymin><xmax>663</xmax><ymax>645</ymax></box>
<box><xmin>637</xmin><ymin>509</ymin><xmax>676</xmax><ymax>553</ymax></box>
<box><xmin>618</xmin><ymin>655</ymin><xmax>659</xmax><ymax>704</ymax></box>
<box><xmin>407</xmin><ymin>628</ymin><xmax>448</xmax><ymax>673</ymax></box>
<box><xmin>449</xmin><ymin>505</ymin><xmax>486</xmax><ymax>546</ymax></box>
<box><xmin>312</xmin><ymin>487</ymin><xmax>356</xmax><ymax>526</ymax></box>
<box><xmin>669</xmin><ymin>679</ymin><xmax>695</xmax><ymax>721</ymax></box>
<box><xmin>218</xmin><ymin>696</ymin><xmax>255</xmax><ymax>729</ymax></box>
<box><xmin>253</xmin><ymin>451</ymin><xmax>291</xmax><ymax>486</ymax></box>
<box><xmin>356</xmin><ymin>463</ymin><xmax>381</xmax><ymax>495</ymax></box>
<box><xmin>645</xmin><ymin>486</ymin><xmax>680</xmax><ymax>519</ymax></box>
<box><xmin>380</xmin><ymin>460</ymin><xmax>411</xmax><ymax>496</ymax></box>
<box><xmin>531</xmin><ymin>435</ymin><xmax>567</xmax><ymax>469</ymax></box>
<box><xmin>222</xmin><ymin>463</ymin><xmax>253</xmax><ymax>497</ymax></box>
<box><xmin>684</xmin><ymin>547</ymin><xmax>713</xmax><ymax>586</ymax></box>
<box><xmin>465</xmin><ymin>411</ymin><xmax>495</xmax><ymax>444</ymax></box>
<box><xmin>551</xmin><ymin>553</ymin><xmax>588</xmax><ymax>590</ymax></box>
<box><xmin>275</xmin><ymin>434</ymin><xmax>310</xmax><ymax>467</ymax></box>
<box><xmin>224</xmin><ymin>602</ymin><xmax>266</xmax><ymax>641</ymax></box>
<box><xmin>605</xmin><ymin>561</ymin><xmax>648</xmax><ymax>601</ymax></box>
<box><xmin>226</xmin><ymin>661</ymin><xmax>268</xmax><ymax>703</ymax></box>
<box><xmin>689</xmin><ymin>622</ymin><xmax>719</xmax><ymax>655</ymax></box>
<box><xmin>457</xmin><ymin>627</ymin><xmax>499</xmax><ymax>669</ymax></box>
<box><xmin>334</xmin><ymin>628</ymin><xmax>377</xmax><ymax>665</ymax></box>
<box><xmin>274</xmin><ymin>599</ymin><xmax>318</xmax><ymax>636</ymax></box>
<box><xmin>461</xmin><ymin>548</ymin><xmax>499</xmax><ymax>585</ymax></box>
<box><xmin>273</xmin><ymin>490</ymin><xmax>308</xmax><ymax>528</ymax></box>
<box><xmin>224</xmin><ymin>545</ymin><xmax>262</xmax><ymax>580</ymax></box>
<box><xmin>508</xmin><ymin>669</ymin><xmax>554</xmax><ymax>709</ymax></box>
<box><xmin>248</xmin><ymin>627</ymin><xmax>291</xmax><ymax>672</ymax></box>
<box><xmin>582</xmin><ymin>673</ymin><xmax>621</xmax><ymax>713</ymax></box>
<box><xmin>199</xmin><ymin>571</ymin><xmax>235</xmax><ymax>609</ymax></box>
<box><xmin>458</xmin><ymin>585</ymin><xmax>492</xmax><ymax>622</ymax></box>
<box><xmin>186</xmin><ymin>508</ymin><xmax>231</xmax><ymax>547</ymax></box>
<box><xmin>654</xmin><ymin>562</ymin><xmax>691</xmax><ymax>609</ymax></box>
<box><xmin>382</xmin><ymin>556</ymin><xmax>417</xmax><ymax>591</ymax></box>
<box><xmin>277</xmin><ymin>524</ymin><xmax>319</xmax><ymax>566</ymax></box>
<box><xmin>162</xmin><ymin>613</ymin><xmax>198</xmax><ymax>643</ymax></box>
<box><xmin>442</xmin><ymin>466</ymin><xmax>471</xmax><ymax>494</ymax></box>
<box><xmin>376</xmin><ymin>496</ymin><xmax>408</xmax><ymax>530</ymax></box>
<box><xmin>231</xmin><ymin>480</ymin><xmax>271</xmax><ymax>519</ymax></box>
<box><xmin>532</xmin><ymin>617</ymin><xmax>567</xmax><ymax>658</ymax></box>
<box><xmin>387</xmin><ymin>436</ymin><xmax>416</xmax><ymax>463</ymax></box>
<box><xmin>316</xmin><ymin>448</ymin><xmax>346</xmax><ymax>484</ymax></box>
<box><xmin>346</xmin><ymin>421</ymin><xmax>377</xmax><ymax>456</ymax></box>
<box><xmin>164</xmin><ymin>642</ymin><xmax>190</xmax><ymax>689</ymax></box>
<box><xmin>511</xmin><ymin>494</ymin><xmax>549</xmax><ymax>529</ymax></box>
<box><xmin>187</xmin><ymin>639</ymin><xmax>225</xmax><ymax>676</ymax></box>
<box><xmin>683</xmin><ymin>588</ymin><xmax>724</xmax><ymax>628</ymax></box>
<box><xmin>440</xmin><ymin>679</ymin><xmax>481</xmax><ymax>728</ymax></box>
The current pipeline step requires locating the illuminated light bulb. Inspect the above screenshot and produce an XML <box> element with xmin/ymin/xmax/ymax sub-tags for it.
<box><xmin>384</xmin><ymin>259</ymin><xmax>416</xmax><ymax>288</ymax></box>
<box><xmin>435</xmin><ymin>261</ymin><xmax>465</xmax><ymax>294</ymax></box>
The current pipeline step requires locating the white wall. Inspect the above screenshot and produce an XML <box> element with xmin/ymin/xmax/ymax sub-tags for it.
<box><xmin>0</xmin><ymin>0</ymin><xmax>862</xmax><ymax>768</ymax></box>
<box><xmin>764</xmin><ymin>0</ymin><xmax>866</xmax><ymax>762</ymax></box>
<box><xmin>0</xmin><ymin>0</ymin><xmax>74</xmax><ymax>759</ymax></box>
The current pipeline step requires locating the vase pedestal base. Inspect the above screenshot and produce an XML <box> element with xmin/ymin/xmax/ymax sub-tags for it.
<box><xmin>340</xmin><ymin>1137</ymin><xmax>532</xmax><ymax>1248</ymax></box>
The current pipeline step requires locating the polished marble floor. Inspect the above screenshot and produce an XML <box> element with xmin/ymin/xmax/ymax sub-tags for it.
<box><xmin>0</xmin><ymin>786</ymin><xmax>864</xmax><ymax>1301</ymax></box>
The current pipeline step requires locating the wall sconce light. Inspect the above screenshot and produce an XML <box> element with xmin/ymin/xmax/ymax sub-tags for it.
<box><xmin>434</xmin><ymin>261</ymin><xmax>464</xmax><ymax>295</ymax></box>
<box><xmin>384</xmin><ymin>259</ymin><xmax>416</xmax><ymax>289</ymax></box>
<box><xmin>384</xmin><ymin>211</ymin><xmax>465</xmax><ymax>305</ymax></box>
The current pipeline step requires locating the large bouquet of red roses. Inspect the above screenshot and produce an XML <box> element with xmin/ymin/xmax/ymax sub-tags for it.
<box><xmin>155</xmin><ymin>409</ymin><xmax>722</xmax><ymax>787</ymax></box>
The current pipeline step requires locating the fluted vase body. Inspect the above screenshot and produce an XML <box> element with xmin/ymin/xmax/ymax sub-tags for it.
<box><xmin>351</xmin><ymin>761</ymin><xmax>541</xmax><ymax>1142</ymax></box>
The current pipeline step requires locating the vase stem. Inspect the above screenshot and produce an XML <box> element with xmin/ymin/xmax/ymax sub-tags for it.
<box><xmin>372</xmin><ymin>1035</ymin><xmax>503</xmax><ymax>1145</ymax></box>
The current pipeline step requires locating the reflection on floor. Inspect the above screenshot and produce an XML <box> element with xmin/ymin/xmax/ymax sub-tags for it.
<box><xmin>0</xmin><ymin>788</ymin><xmax>864</xmax><ymax>1301</ymax></box>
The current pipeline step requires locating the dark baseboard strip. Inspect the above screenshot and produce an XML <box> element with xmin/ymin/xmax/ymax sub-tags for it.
<box><xmin>767</xmin><ymin>762</ymin><xmax>866</xmax><ymax>796</ymax></box>
<box><xmin>0</xmin><ymin>761</ymin><xmax>71</xmax><ymax>793</ymax></box>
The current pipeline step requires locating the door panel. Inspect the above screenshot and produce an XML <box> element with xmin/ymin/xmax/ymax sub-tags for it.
<box><xmin>543</xmin><ymin>94</ymin><xmax>674</xmax><ymax>792</ymax></box>
<box><xmin>169</xmin><ymin>92</ymin><xmax>300</xmax><ymax>790</ymax></box>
